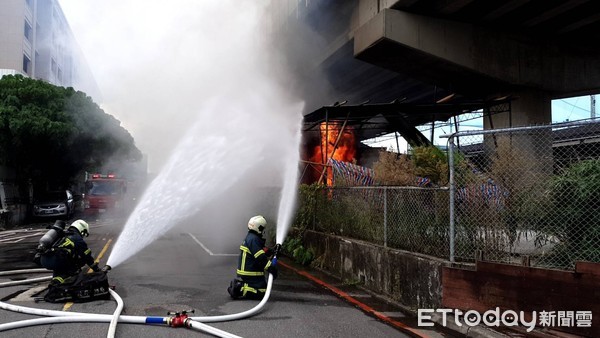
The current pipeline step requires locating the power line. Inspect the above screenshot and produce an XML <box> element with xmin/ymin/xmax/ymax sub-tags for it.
<box><xmin>559</xmin><ymin>98</ymin><xmax>589</xmax><ymax>112</ymax></box>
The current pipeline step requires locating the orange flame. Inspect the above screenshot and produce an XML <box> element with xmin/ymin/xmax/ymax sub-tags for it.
<box><xmin>309</xmin><ymin>121</ymin><xmax>356</xmax><ymax>185</ymax></box>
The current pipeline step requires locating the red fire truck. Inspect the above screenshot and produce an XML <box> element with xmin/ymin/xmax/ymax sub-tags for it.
<box><xmin>83</xmin><ymin>173</ymin><xmax>127</xmax><ymax>214</ymax></box>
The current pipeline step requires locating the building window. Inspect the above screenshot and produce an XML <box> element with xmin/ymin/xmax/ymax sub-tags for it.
<box><xmin>51</xmin><ymin>58</ymin><xmax>57</xmax><ymax>74</ymax></box>
<box><xmin>57</xmin><ymin>68</ymin><xmax>62</xmax><ymax>82</ymax></box>
<box><xmin>23</xmin><ymin>54</ymin><xmax>31</xmax><ymax>75</ymax></box>
<box><xmin>35</xmin><ymin>51</ymin><xmax>41</xmax><ymax>75</ymax></box>
<box><xmin>24</xmin><ymin>21</ymin><xmax>33</xmax><ymax>42</ymax></box>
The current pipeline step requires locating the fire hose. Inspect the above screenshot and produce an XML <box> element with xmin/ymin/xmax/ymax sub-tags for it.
<box><xmin>0</xmin><ymin>246</ymin><xmax>281</xmax><ymax>337</ymax></box>
<box><xmin>0</xmin><ymin>274</ymin><xmax>275</xmax><ymax>337</ymax></box>
<box><xmin>0</xmin><ymin>268</ymin><xmax>48</xmax><ymax>276</ymax></box>
<box><xmin>0</xmin><ymin>275</ymin><xmax>52</xmax><ymax>287</ymax></box>
<box><xmin>0</xmin><ymin>268</ymin><xmax>52</xmax><ymax>288</ymax></box>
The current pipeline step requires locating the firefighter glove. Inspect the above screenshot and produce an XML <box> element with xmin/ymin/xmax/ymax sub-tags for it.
<box><xmin>267</xmin><ymin>264</ymin><xmax>278</xmax><ymax>279</ymax></box>
<box><xmin>90</xmin><ymin>263</ymin><xmax>101</xmax><ymax>272</ymax></box>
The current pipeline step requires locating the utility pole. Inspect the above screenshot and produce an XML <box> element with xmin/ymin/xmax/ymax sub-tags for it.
<box><xmin>591</xmin><ymin>95</ymin><xmax>596</xmax><ymax>118</ymax></box>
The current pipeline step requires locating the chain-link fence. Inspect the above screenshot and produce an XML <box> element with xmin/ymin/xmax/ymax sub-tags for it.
<box><xmin>297</xmin><ymin>186</ymin><xmax>450</xmax><ymax>258</ymax></box>
<box><xmin>296</xmin><ymin>119</ymin><xmax>600</xmax><ymax>270</ymax></box>
<box><xmin>446</xmin><ymin>119</ymin><xmax>600</xmax><ymax>269</ymax></box>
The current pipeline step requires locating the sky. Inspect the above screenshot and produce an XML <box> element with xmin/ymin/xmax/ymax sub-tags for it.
<box><xmin>364</xmin><ymin>95</ymin><xmax>598</xmax><ymax>152</ymax></box>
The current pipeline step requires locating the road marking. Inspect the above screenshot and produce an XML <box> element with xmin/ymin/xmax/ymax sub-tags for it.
<box><xmin>0</xmin><ymin>233</ymin><xmax>44</xmax><ymax>243</ymax></box>
<box><xmin>188</xmin><ymin>233</ymin><xmax>237</xmax><ymax>256</ymax></box>
<box><xmin>63</xmin><ymin>238</ymin><xmax>113</xmax><ymax>311</ymax></box>
<box><xmin>94</xmin><ymin>238</ymin><xmax>113</xmax><ymax>265</ymax></box>
<box><xmin>12</xmin><ymin>286</ymin><xmax>47</xmax><ymax>302</ymax></box>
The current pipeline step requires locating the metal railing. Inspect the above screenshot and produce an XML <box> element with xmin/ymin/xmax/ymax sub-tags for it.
<box><xmin>443</xmin><ymin>119</ymin><xmax>600</xmax><ymax>269</ymax></box>
<box><xmin>297</xmin><ymin>186</ymin><xmax>450</xmax><ymax>257</ymax></box>
<box><xmin>297</xmin><ymin>119</ymin><xmax>600</xmax><ymax>270</ymax></box>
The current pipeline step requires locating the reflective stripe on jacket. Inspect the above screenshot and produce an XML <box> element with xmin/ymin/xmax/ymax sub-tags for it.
<box><xmin>236</xmin><ymin>230</ymin><xmax>270</xmax><ymax>279</ymax></box>
<box><xmin>55</xmin><ymin>230</ymin><xmax>95</xmax><ymax>267</ymax></box>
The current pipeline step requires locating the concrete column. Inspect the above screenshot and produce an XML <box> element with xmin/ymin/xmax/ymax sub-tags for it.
<box><xmin>484</xmin><ymin>89</ymin><xmax>551</xmax><ymax>129</ymax></box>
<box><xmin>483</xmin><ymin>90</ymin><xmax>553</xmax><ymax>178</ymax></box>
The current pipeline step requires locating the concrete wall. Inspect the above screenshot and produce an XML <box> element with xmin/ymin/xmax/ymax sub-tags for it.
<box><xmin>303</xmin><ymin>230</ymin><xmax>450</xmax><ymax>311</ymax></box>
<box><xmin>443</xmin><ymin>261</ymin><xmax>600</xmax><ymax>337</ymax></box>
<box><xmin>0</xmin><ymin>0</ymin><xmax>27</xmax><ymax>71</ymax></box>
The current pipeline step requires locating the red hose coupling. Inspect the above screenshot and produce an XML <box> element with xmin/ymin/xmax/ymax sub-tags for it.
<box><xmin>168</xmin><ymin>313</ymin><xmax>189</xmax><ymax>327</ymax></box>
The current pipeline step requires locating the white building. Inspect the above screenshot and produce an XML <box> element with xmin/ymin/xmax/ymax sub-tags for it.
<box><xmin>0</xmin><ymin>0</ymin><xmax>99</xmax><ymax>99</ymax></box>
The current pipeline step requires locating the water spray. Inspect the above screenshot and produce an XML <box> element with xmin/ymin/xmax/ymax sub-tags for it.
<box><xmin>275</xmin><ymin>126</ymin><xmax>302</xmax><ymax>244</ymax></box>
<box><xmin>0</xmin><ymin>122</ymin><xmax>301</xmax><ymax>336</ymax></box>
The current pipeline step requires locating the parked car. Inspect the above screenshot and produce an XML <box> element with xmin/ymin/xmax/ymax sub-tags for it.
<box><xmin>32</xmin><ymin>190</ymin><xmax>74</xmax><ymax>219</ymax></box>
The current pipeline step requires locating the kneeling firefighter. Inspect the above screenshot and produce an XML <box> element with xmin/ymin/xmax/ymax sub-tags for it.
<box><xmin>35</xmin><ymin>219</ymin><xmax>102</xmax><ymax>285</ymax></box>
<box><xmin>228</xmin><ymin>215</ymin><xmax>278</xmax><ymax>300</ymax></box>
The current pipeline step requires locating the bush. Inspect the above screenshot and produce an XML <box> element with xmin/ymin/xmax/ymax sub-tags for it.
<box><xmin>282</xmin><ymin>236</ymin><xmax>314</xmax><ymax>266</ymax></box>
<box><xmin>373</xmin><ymin>151</ymin><xmax>415</xmax><ymax>185</ymax></box>
<box><xmin>535</xmin><ymin>159</ymin><xmax>600</xmax><ymax>267</ymax></box>
<box><xmin>411</xmin><ymin>146</ymin><xmax>448</xmax><ymax>186</ymax></box>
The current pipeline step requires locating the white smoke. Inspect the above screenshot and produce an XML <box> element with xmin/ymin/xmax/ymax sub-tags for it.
<box><xmin>57</xmin><ymin>0</ymin><xmax>303</xmax><ymax>266</ymax></box>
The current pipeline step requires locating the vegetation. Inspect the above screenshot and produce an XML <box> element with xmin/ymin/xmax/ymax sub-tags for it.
<box><xmin>373</xmin><ymin>146</ymin><xmax>449</xmax><ymax>186</ymax></box>
<box><xmin>0</xmin><ymin>75</ymin><xmax>141</xmax><ymax>189</ymax></box>
<box><xmin>293</xmin><ymin>137</ymin><xmax>599</xmax><ymax>269</ymax></box>
<box><xmin>292</xmin><ymin>146</ymin><xmax>453</xmax><ymax>257</ymax></box>
<box><xmin>534</xmin><ymin>159</ymin><xmax>600</xmax><ymax>267</ymax></box>
<box><xmin>411</xmin><ymin>146</ymin><xmax>449</xmax><ymax>185</ymax></box>
<box><xmin>293</xmin><ymin>183</ymin><xmax>320</xmax><ymax>228</ymax></box>
<box><xmin>372</xmin><ymin>151</ymin><xmax>415</xmax><ymax>186</ymax></box>
<box><xmin>282</xmin><ymin>236</ymin><xmax>315</xmax><ymax>266</ymax></box>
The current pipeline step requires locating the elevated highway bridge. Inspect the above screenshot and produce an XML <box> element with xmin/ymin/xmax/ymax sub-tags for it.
<box><xmin>270</xmin><ymin>0</ymin><xmax>600</xmax><ymax>140</ymax></box>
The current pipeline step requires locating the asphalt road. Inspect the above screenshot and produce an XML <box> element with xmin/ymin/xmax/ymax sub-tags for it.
<box><xmin>0</xmin><ymin>215</ymin><xmax>449</xmax><ymax>338</ymax></box>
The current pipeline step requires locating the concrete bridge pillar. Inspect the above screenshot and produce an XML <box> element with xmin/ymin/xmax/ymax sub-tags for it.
<box><xmin>484</xmin><ymin>89</ymin><xmax>551</xmax><ymax>129</ymax></box>
<box><xmin>483</xmin><ymin>89</ymin><xmax>553</xmax><ymax>176</ymax></box>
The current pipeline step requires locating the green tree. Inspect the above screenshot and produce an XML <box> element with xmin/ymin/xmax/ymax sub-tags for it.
<box><xmin>0</xmin><ymin>75</ymin><xmax>141</xmax><ymax>188</ymax></box>
<box><xmin>536</xmin><ymin>159</ymin><xmax>600</xmax><ymax>267</ymax></box>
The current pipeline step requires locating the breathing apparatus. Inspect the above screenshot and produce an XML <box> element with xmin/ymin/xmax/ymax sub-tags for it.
<box><xmin>36</xmin><ymin>221</ymin><xmax>67</xmax><ymax>253</ymax></box>
<box><xmin>33</xmin><ymin>220</ymin><xmax>67</xmax><ymax>266</ymax></box>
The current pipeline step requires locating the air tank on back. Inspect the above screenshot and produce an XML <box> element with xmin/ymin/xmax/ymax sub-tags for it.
<box><xmin>38</xmin><ymin>220</ymin><xmax>67</xmax><ymax>251</ymax></box>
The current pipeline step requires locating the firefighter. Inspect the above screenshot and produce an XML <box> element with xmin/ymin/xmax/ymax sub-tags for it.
<box><xmin>228</xmin><ymin>215</ymin><xmax>278</xmax><ymax>300</ymax></box>
<box><xmin>39</xmin><ymin>219</ymin><xmax>101</xmax><ymax>285</ymax></box>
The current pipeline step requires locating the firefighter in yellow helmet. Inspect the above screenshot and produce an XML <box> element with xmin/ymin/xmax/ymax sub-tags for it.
<box><xmin>228</xmin><ymin>215</ymin><xmax>277</xmax><ymax>300</ymax></box>
<box><xmin>38</xmin><ymin>219</ymin><xmax>100</xmax><ymax>285</ymax></box>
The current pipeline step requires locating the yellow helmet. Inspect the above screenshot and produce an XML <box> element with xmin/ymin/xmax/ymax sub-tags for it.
<box><xmin>70</xmin><ymin>219</ymin><xmax>90</xmax><ymax>237</ymax></box>
<box><xmin>247</xmin><ymin>215</ymin><xmax>267</xmax><ymax>234</ymax></box>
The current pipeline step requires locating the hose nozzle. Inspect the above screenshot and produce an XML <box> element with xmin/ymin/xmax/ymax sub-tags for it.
<box><xmin>273</xmin><ymin>243</ymin><xmax>282</xmax><ymax>258</ymax></box>
<box><xmin>101</xmin><ymin>265</ymin><xmax>112</xmax><ymax>273</ymax></box>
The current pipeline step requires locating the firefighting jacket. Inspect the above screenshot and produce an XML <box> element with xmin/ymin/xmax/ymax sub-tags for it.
<box><xmin>55</xmin><ymin>230</ymin><xmax>95</xmax><ymax>268</ymax></box>
<box><xmin>236</xmin><ymin>230</ymin><xmax>272</xmax><ymax>281</ymax></box>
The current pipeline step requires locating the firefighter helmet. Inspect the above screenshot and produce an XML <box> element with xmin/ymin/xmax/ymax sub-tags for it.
<box><xmin>248</xmin><ymin>215</ymin><xmax>267</xmax><ymax>234</ymax></box>
<box><xmin>70</xmin><ymin>219</ymin><xmax>90</xmax><ymax>237</ymax></box>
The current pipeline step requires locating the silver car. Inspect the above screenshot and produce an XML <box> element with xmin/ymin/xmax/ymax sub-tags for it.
<box><xmin>32</xmin><ymin>190</ymin><xmax>74</xmax><ymax>219</ymax></box>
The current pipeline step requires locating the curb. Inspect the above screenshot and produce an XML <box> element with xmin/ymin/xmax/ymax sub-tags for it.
<box><xmin>430</xmin><ymin>313</ymin><xmax>511</xmax><ymax>338</ymax></box>
<box><xmin>279</xmin><ymin>258</ymin><xmax>512</xmax><ymax>338</ymax></box>
<box><xmin>279</xmin><ymin>260</ymin><xmax>432</xmax><ymax>338</ymax></box>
